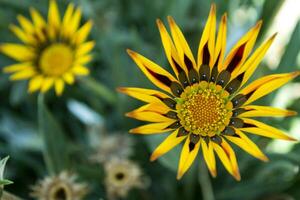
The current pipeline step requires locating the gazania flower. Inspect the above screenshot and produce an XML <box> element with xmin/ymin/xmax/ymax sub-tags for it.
<box><xmin>30</xmin><ymin>171</ymin><xmax>88</xmax><ymax>200</ymax></box>
<box><xmin>104</xmin><ymin>158</ymin><xmax>148</xmax><ymax>199</ymax></box>
<box><xmin>1</xmin><ymin>0</ymin><xmax>94</xmax><ymax>95</ymax></box>
<box><xmin>118</xmin><ymin>4</ymin><xmax>299</xmax><ymax>180</ymax></box>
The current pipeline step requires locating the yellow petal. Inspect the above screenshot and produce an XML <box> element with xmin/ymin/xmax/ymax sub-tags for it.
<box><xmin>74</xmin><ymin>20</ymin><xmax>93</xmax><ymax>45</ymax></box>
<box><xmin>72</xmin><ymin>65</ymin><xmax>90</xmax><ymax>75</ymax></box>
<box><xmin>212</xmin><ymin>139</ymin><xmax>241</xmax><ymax>181</ymax></box>
<box><xmin>237</xmin><ymin>33</ymin><xmax>277</xmax><ymax>85</ymax></box>
<box><xmin>197</xmin><ymin>4</ymin><xmax>216</xmax><ymax>69</ymax></box>
<box><xmin>127</xmin><ymin>49</ymin><xmax>177</xmax><ymax>94</ymax></box>
<box><xmin>240</xmin><ymin>118</ymin><xmax>297</xmax><ymax>141</ymax></box>
<box><xmin>156</xmin><ymin>19</ymin><xmax>189</xmax><ymax>77</ymax></box>
<box><xmin>215</xmin><ymin>14</ymin><xmax>227</xmax><ymax>71</ymax></box>
<box><xmin>30</xmin><ymin>7</ymin><xmax>46</xmax><ymax>28</ymax></box>
<box><xmin>129</xmin><ymin>121</ymin><xmax>175</xmax><ymax>134</ymax></box>
<box><xmin>76</xmin><ymin>41</ymin><xmax>95</xmax><ymax>57</ymax></box>
<box><xmin>3</xmin><ymin>63</ymin><xmax>33</xmax><ymax>73</ymax></box>
<box><xmin>55</xmin><ymin>78</ymin><xmax>65</xmax><ymax>96</ymax></box>
<box><xmin>177</xmin><ymin>136</ymin><xmax>200</xmax><ymax>179</ymax></box>
<box><xmin>150</xmin><ymin>129</ymin><xmax>187</xmax><ymax>161</ymax></box>
<box><xmin>68</xmin><ymin>8</ymin><xmax>82</xmax><ymax>35</ymax></box>
<box><xmin>17</xmin><ymin>15</ymin><xmax>34</xmax><ymax>33</ymax></box>
<box><xmin>48</xmin><ymin>0</ymin><xmax>61</xmax><ymax>28</ymax></box>
<box><xmin>128</xmin><ymin>102</ymin><xmax>171</xmax><ymax>115</ymax></box>
<box><xmin>117</xmin><ymin>87</ymin><xmax>171</xmax><ymax>103</ymax></box>
<box><xmin>167</xmin><ymin>16</ymin><xmax>196</xmax><ymax>70</ymax></box>
<box><xmin>74</xmin><ymin>55</ymin><xmax>93</xmax><ymax>65</ymax></box>
<box><xmin>0</xmin><ymin>43</ymin><xmax>35</xmax><ymax>61</ymax></box>
<box><xmin>62</xmin><ymin>3</ymin><xmax>75</xmax><ymax>36</ymax></box>
<box><xmin>41</xmin><ymin>78</ymin><xmax>54</xmax><ymax>93</ymax></box>
<box><xmin>239</xmin><ymin>105</ymin><xmax>297</xmax><ymax>118</ymax></box>
<box><xmin>242</xmin><ymin>72</ymin><xmax>299</xmax><ymax>105</ymax></box>
<box><xmin>126</xmin><ymin>110</ymin><xmax>175</xmax><ymax>123</ymax></box>
<box><xmin>9</xmin><ymin>25</ymin><xmax>34</xmax><ymax>44</ymax></box>
<box><xmin>224</xmin><ymin>21</ymin><xmax>262</xmax><ymax>75</ymax></box>
<box><xmin>201</xmin><ymin>139</ymin><xmax>217</xmax><ymax>177</ymax></box>
<box><xmin>62</xmin><ymin>73</ymin><xmax>75</xmax><ymax>84</ymax></box>
<box><xmin>28</xmin><ymin>75</ymin><xmax>44</xmax><ymax>93</ymax></box>
<box><xmin>225</xmin><ymin>129</ymin><xmax>268</xmax><ymax>162</ymax></box>
<box><xmin>9</xmin><ymin>68</ymin><xmax>36</xmax><ymax>80</ymax></box>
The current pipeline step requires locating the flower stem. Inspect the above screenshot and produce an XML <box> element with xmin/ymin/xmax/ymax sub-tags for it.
<box><xmin>37</xmin><ymin>93</ymin><xmax>54</xmax><ymax>175</ymax></box>
<box><xmin>199</xmin><ymin>159</ymin><xmax>215</xmax><ymax>200</ymax></box>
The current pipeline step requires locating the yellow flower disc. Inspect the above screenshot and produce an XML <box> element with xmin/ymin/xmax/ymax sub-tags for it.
<box><xmin>39</xmin><ymin>43</ymin><xmax>73</xmax><ymax>76</ymax></box>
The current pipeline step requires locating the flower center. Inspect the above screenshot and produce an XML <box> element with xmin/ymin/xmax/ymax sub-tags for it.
<box><xmin>176</xmin><ymin>82</ymin><xmax>233</xmax><ymax>137</ymax></box>
<box><xmin>50</xmin><ymin>183</ymin><xmax>72</xmax><ymax>200</ymax></box>
<box><xmin>39</xmin><ymin>43</ymin><xmax>73</xmax><ymax>76</ymax></box>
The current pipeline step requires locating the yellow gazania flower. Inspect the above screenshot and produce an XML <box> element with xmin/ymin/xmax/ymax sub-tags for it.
<box><xmin>0</xmin><ymin>0</ymin><xmax>94</xmax><ymax>95</ymax></box>
<box><xmin>119</xmin><ymin>4</ymin><xmax>299</xmax><ymax>180</ymax></box>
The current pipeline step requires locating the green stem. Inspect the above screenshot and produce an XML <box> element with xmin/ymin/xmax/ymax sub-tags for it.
<box><xmin>79</xmin><ymin>77</ymin><xmax>117</xmax><ymax>104</ymax></box>
<box><xmin>38</xmin><ymin>94</ymin><xmax>54</xmax><ymax>175</ymax></box>
<box><xmin>199</xmin><ymin>160</ymin><xmax>215</xmax><ymax>200</ymax></box>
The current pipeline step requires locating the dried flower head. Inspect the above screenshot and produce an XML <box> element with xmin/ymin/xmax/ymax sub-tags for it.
<box><xmin>104</xmin><ymin>158</ymin><xmax>148</xmax><ymax>199</ymax></box>
<box><xmin>31</xmin><ymin>171</ymin><xmax>88</xmax><ymax>200</ymax></box>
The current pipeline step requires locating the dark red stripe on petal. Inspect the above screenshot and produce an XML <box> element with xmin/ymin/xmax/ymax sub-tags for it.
<box><xmin>202</xmin><ymin>43</ymin><xmax>210</xmax><ymax>65</ymax></box>
<box><xmin>146</xmin><ymin>66</ymin><xmax>172</xmax><ymax>87</ymax></box>
<box><xmin>227</xmin><ymin>43</ymin><xmax>246</xmax><ymax>72</ymax></box>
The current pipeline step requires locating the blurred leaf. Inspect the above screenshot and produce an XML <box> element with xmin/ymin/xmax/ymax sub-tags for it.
<box><xmin>216</xmin><ymin>154</ymin><xmax>299</xmax><ymax>200</ymax></box>
<box><xmin>79</xmin><ymin>77</ymin><xmax>117</xmax><ymax>104</ymax></box>
<box><xmin>258</xmin><ymin>0</ymin><xmax>284</xmax><ymax>40</ymax></box>
<box><xmin>38</xmin><ymin>94</ymin><xmax>69</xmax><ymax>174</ymax></box>
<box><xmin>0</xmin><ymin>156</ymin><xmax>11</xmax><ymax>183</ymax></box>
<box><xmin>277</xmin><ymin>21</ymin><xmax>300</xmax><ymax>72</ymax></box>
<box><xmin>145</xmin><ymin>134</ymin><xmax>180</xmax><ymax>173</ymax></box>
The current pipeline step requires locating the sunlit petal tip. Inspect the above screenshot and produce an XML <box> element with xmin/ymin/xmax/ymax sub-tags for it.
<box><xmin>126</xmin><ymin>49</ymin><xmax>136</xmax><ymax>57</ymax></box>
<box><xmin>210</xmin><ymin>169</ymin><xmax>217</xmax><ymax>178</ymax></box>
<box><xmin>156</xmin><ymin>18</ymin><xmax>163</xmax><ymax>26</ymax></box>
<box><xmin>125</xmin><ymin>111</ymin><xmax>134</xmax><ymax>118</ymax></box>
<box><xmin>292</xmin><ymin>70</ymin><xmax>300</xmax><ymax>78</ymax></box>
<box><xmin>233</xmin><ymin>170</ymin><xmax>241</xmax><ymax>181</ymax></box>
<box><xmin>221</xmin><ymin>13</ymin><xmax>227</xmax><ymax>23</ymax></box>
<box><xmin>260</xmin><ymin>155</ymin><xmax>269</xmax><ymax>162</ymax></box>
<box><xmin>167</xmin><ymin>15</ymin><xmax>175</xmax><ymax>25</ymax></box>
<box><xmin>287</xmin><ymin>111</ymin><xmax>298</xmax><ymax>116</ymax></box>
<box><xmin>150</xmin><ymin>153</ymin><xmax>159</xmax><ymax>162</ymax></box>
<box><xmin>176</xmin><ymin>171</ymin><xmax>184</xmax><ymax>180</ymax></box>
<box><xmin>255</xmin><ymin>20</ymin><xmax>263</xmax><ymax>29</ymax></box>
<box><xmin>210</xmin><ymin>3</ymin><xmax>216</xmax><ymax>13</ymax></box>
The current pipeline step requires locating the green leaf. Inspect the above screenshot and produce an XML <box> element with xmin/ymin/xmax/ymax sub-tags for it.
<box><xmin>0</xmin><ymin>156</ymin><xmax>13</xmax><ymax>187</ymax></box>
<box><xmin>0</xmin><ymin>179</ymin><xmax>13</xmax><ymax>186</ymax></box>
<box><xmin>258</xmin><ymin>0</ymin><xmax>284</xmax><ymax>41</ymax></box>
<box><xmin>38</xmin><ymin>94</ymin><xmax>69</xmax><ymax>174</ymax></box>
<box><xmin>277</xmin><ymin>21</ymin><xmax>300</xmax><ymax>72</ymax></box>
<box><xmin>78</xmin><ymin>77</ymin><xmax>117</xmax><ymax>104</ymax></box>
<box><xmin>0</xmin><ymin>156</ymin><xmax>9</xmax><ymax>181</ymax></box>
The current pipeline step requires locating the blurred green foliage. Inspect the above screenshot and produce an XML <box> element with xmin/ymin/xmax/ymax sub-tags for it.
<box><xmin>0</xmin><ymin>0</ymin><xmax>299</xmax><ymax>199</ymax></box>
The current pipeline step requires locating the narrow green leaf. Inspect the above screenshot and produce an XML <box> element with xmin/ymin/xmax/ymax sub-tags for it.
<box><xmin>258</xmin><ymin>0</ymin><xmax>284</xmax><ymax>41</ymax></box>
<box><xmin>79</xmin><ymin>77</ymin><xmax>117</xmax><ymax>104</ymax></box>
<box><xmin>38</xmin><ymin>94</ymin><xmax>68</xmax><ymax>174</ymax></box>
<box><xmin>277</xmin><ymin>21</ymin><xmax>300</xmax><ymax>72</ymax></box>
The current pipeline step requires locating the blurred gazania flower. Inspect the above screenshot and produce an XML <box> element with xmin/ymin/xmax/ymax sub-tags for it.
<box><xmin>30</xmin><ymin>171</ymin><xmax>88</xmax><ymax>200</ymax></box>
<box><xmin>119</xmin><ymin>4</ymin><xmax>299</xmax><ymax>180</ymax></box>
<box><xmin>1</xmin><ymin>0</ymin><xmax>94</xmax><ymax>95</ymax></box>
<box><xmin>90</xmin><ymin>133</ymin><xmax>134</xmax><ymax>164</ymax></box>
<box><xmin>104</xmin><ymin>158</ymin><xmax>148</xmax><ymax>200</ymax></box>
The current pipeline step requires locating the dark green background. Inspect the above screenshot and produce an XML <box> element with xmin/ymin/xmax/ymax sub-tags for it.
<box><xmin>0</xmin><ymin>0</ymin><xmax>299</xmax><ymax>199</ymax></box>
